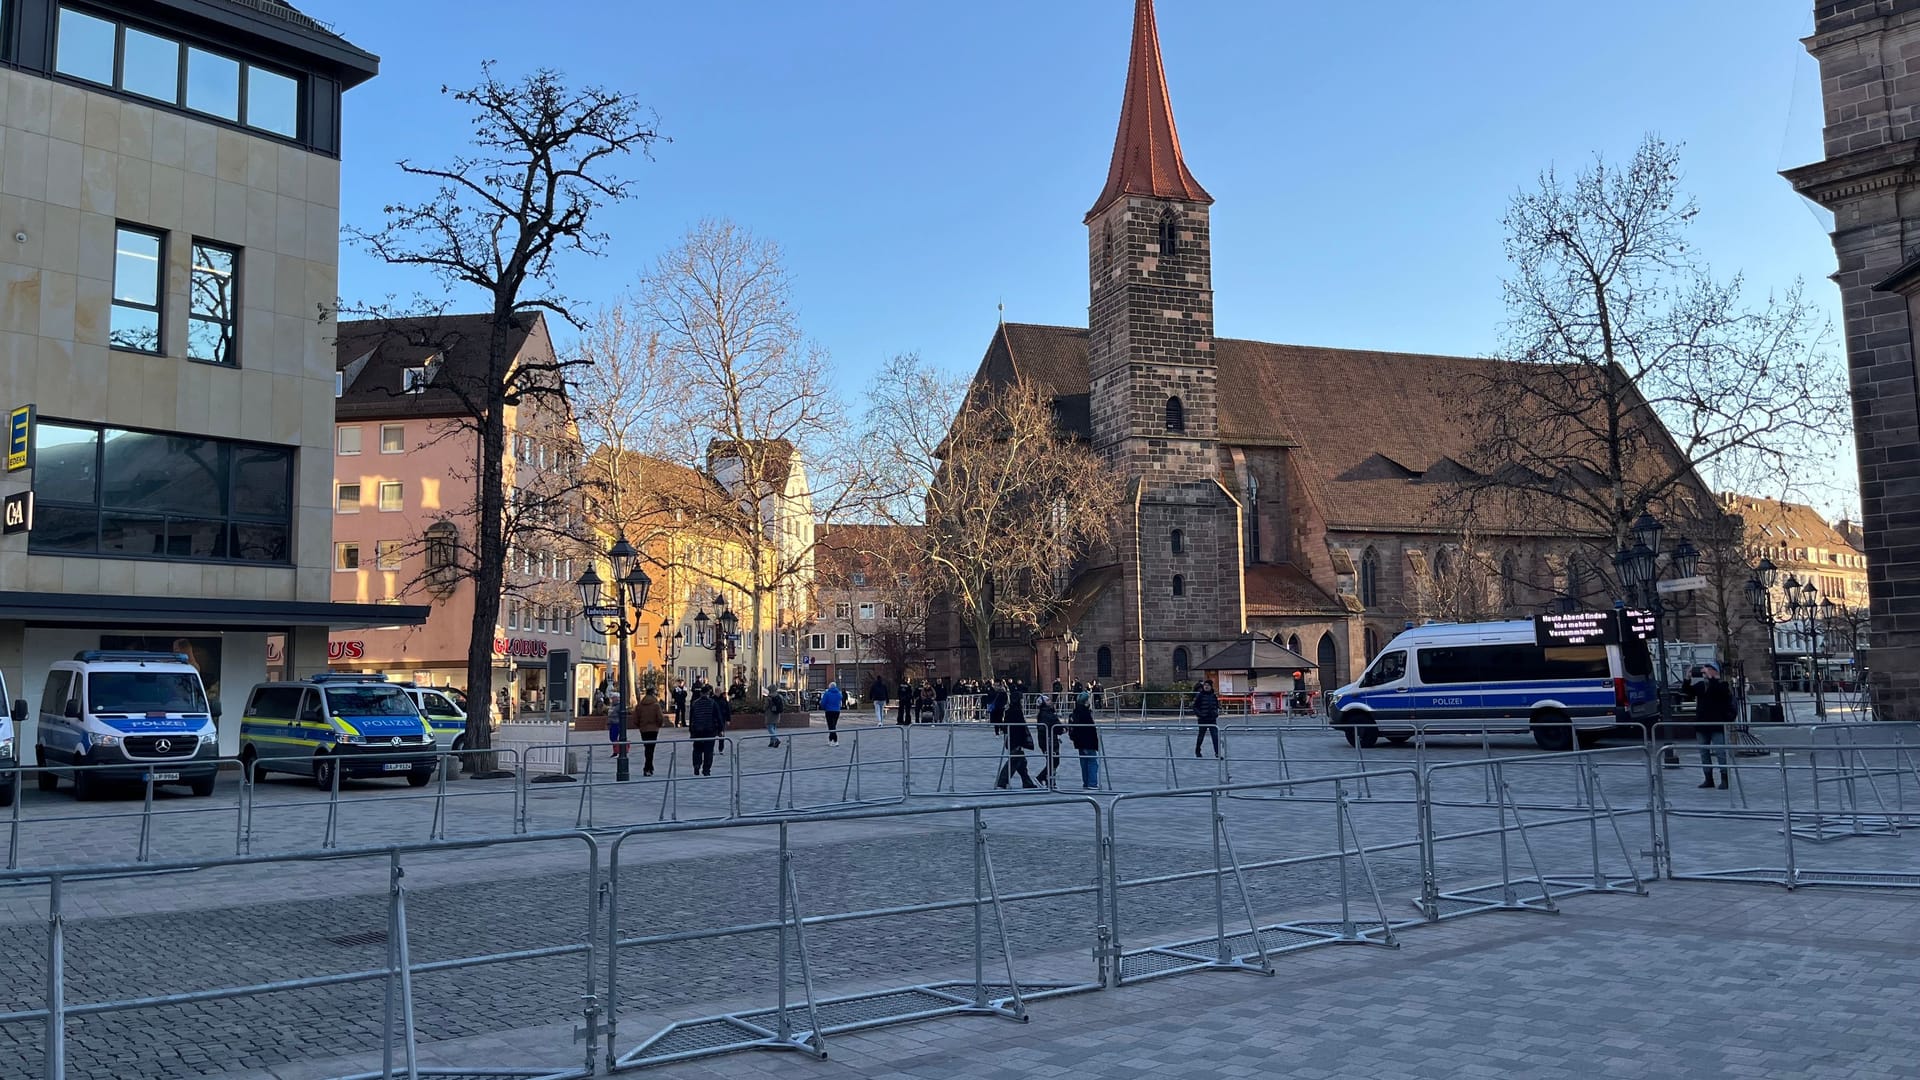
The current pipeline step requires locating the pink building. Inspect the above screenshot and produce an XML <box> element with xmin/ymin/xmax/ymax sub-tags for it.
<box><xmin>329</xmin><ymin>313</ymin><xmax>602</xmax><ymax>718</ymax></box>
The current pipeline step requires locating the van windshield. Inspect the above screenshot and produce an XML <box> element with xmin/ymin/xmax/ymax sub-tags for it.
<box><xmin>88</xmin><ymin>672</ymin><xmax>209</xmax><ymax>714</ymax></box>
<box><xmin>324</xmin><ymin>687</ymin><xmax>419</xmax><ymax>718</ymax></box>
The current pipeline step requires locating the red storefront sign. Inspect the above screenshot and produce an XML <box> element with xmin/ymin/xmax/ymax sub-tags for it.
<box><xmin>493</xmin><ymin>638</ymin><xmax>550</xmax><ymax>659</ymax></box>
<box><xmin>328</xmin><ymin>641</ymin><xmax>366</xmax><ymax>661</ymax></box>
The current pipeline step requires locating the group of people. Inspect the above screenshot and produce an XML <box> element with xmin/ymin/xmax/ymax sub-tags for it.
<box><xmin>984</xmin><ymin>680</ymin><xmax>1104</xmax><ymax>790</ymax></box>
<box><xmin>867</xmin><ymin>676</ymin><xmax>953</xmax><ymax>725</ymax></box>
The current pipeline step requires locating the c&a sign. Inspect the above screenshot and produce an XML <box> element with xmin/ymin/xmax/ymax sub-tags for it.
<box><xmin>493</xmin><ymin>638</ymin><xmax>549</xmax><ymax>659</ymax></box>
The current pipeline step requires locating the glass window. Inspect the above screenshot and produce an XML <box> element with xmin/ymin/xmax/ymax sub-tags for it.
<box><xmin>54</xmin><ymin>8</ymin><xmax>116</xmax><ymax>85</ymax></box>
<box><xmin>1359</xmin><ymin>650</ymin><xmax>1406</xmax><ymax>688</ymax></box>
<box><xmin>335</xmin><ymin>483</ymin><xmax>360</xmax><ymax>513</ymax></box>
<box><xmin>232</xmin><ymin>445</ymin><xmax>289</xmax><ymax>519</ymax></box>
<box><xmin>835</xmin><ymin>633</ymin><xmax>852</xmax><ymax>651</ymax></box>
<box><xmin>245</xmin><ymin>65</ymin><xmax>299</xmax><ymax>137</ymax></box>
<box><xmin>1172</xmin><ymin>647</ymin><xmax>1189</xmax><ymax>674</ymax></box>
<box><xmin>858</xmin><ymin>602</ymin><xmax>876</xmax><ymax>620</ymax></box>
<box><xmin>185</xmin><ymin>47</ymin><xmax>240</xmax><ymax>120</ymax></box>
<box><xmin>808</xmin><ymin>634</ymin><xmax>824</xmax><ymax>651</ymax></box>
<box><xmin>87</xmin><ymin>672</ymin><xmax>208</xmax><ymax>714</ymax></box>
<box><xmin>323</xmin><ymin>686</ymin><xmax>416</xmax><ymax>717</ymax></box>
<box><xmin>121</xmin><ymin>27</ymin><xmax>182</xmax><ymax>103</ymax></box>
<box><xmin>376</xmin><ymin>540</ymin><xmax>404</xmax><ymax>569</ymax></box>
<box><xmin>111</xmin><ymin>226</ymin><xmax>165</xmax><ymax>353</ymax></box>
<box><xmin>378</xmin><ymin>482</ymin><xmax>402</xmax><ymax>511</ymax></box>
<box><xmin>380</xmin><ymin>425</ymin><xmax>404</xmax><ymax>453</ymax></box>
<box><xmin>187</xmin><ymin>241</ymin><xmax>239</xmax><ymax>365</ymax></box>
<box><xmin>102</xmin><ymin>429</ymin><xmax>227</xmax><ymax>518</ymax></box>
<box><xmin>334</xmin><ymin>542</ymin><xmax>359</xmax><ymax>571</ymax></box>
<box><xmin>338</xmin><ymin>427</ymin><xmax>362</xmax><ymax>455</ymax></box>
<box><xmin>33</xmin><ymin>423</ymin><xmax>98</xmax><ymax>505</ymax></box>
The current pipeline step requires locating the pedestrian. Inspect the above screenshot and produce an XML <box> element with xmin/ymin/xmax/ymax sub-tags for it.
<box><xmin>820</xmin><ymin>681</ymin><xmax>845</xmax><ymax>744</ymax></box>
<box><xmin>1032</xmin><ymin>695</ymin><xmax>1062</xmax><ymax>786</ymax></box>
<box><xmin>1192</xmin><ymin>679</ymin><xmax>1221</xmax><ymax>758</ymax></box>
<box><xmin>687</xmin><ymin>685</ymin><xmax>723</xmax><ymax>777</ymax></box>
<box><xmin>1052</xmin><ymin>678</ymin><xmax>1064</xmax><ymax>708</ymax></box>
<box><xmin>1068</xmin><ymin>689</ymin><xmax>1102</xmax><ymax>789</ymax></box>
<box><xmin>934</xmin><ymin>677</ymin><xmax>950</xmax><ymax>723</ymax></box>
<box><xmin>995</xmin><ymin>689</ymin><xmax>1038</xmax><ymax>789</ymax></box>
<box><xmin>1685</xmin><ymin>662</ymin><xmax>1735</xmax><ymax>789</ymax></box>
<box><xmin>870</xmin><ymin>674</ymin><xmax>889</xmax><ymax>725</ymax></box>
<box><xmin>763</xmin><ymin>685</ymin><xmax>784</xmax><ymax>748</ymax></box>
<box><xmin>1092</xmin><ymin>680</ymin><xmax>1105</xmax><ymax>713</ymax></box>
<box><xmin>716</xmin><ymin>688</ymin><xmax>732</xmax><ymax>755</ymax></box>
<box><xmin>897</xmin><ymin>680</ymin><xmax>914</xmax><ymax>726</ymax></box>
<box><xmin>671</xmin><ymin>680</ymin><xmax>688</xmax><ymax>727</ymax></box>
<box><xmin>633</xmin><ymin>686</ymin><xmax>665</xmax><ymax>776</ymax></box>
<box><xmin>918</xmin><ymin>682</ymin><xmax>936</xmax><ymax>723</ymax></box>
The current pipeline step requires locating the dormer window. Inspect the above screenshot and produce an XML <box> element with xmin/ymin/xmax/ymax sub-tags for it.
<box><xmin>403</xmin><ymin>365</ymin><xmax>433</xmax><ymax>393</ymax></box>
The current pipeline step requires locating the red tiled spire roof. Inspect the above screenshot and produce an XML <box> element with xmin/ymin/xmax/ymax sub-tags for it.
<box><xmin>1087</xmin><ymin>0</ymin><xmax>1211</xmax><ymax>221</ymax></box>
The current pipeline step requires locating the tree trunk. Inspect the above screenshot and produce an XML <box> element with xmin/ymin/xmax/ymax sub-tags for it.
<box><xmin>462</xmin><ymin>314</ymin><xmax>512</xmax><ymax>777</ymax></box>
<box><xmin>969</xmin><ymin>608</ymin><xmax>995</xmax><ymax>681</ymax></box>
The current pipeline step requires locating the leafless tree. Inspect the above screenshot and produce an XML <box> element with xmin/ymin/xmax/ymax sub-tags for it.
<box><xmin>345</xmin><ymin>64</ymin><xmax>663</xmax><ymax>770</ymax></box>
<box><xmin>862</xmin><ymin>353</ymin><xmax>1123</xmax><ymax>680</ymax></box>
<box><xmin>1454</xmin><ymin>135</ymin><xmax>1851</xmax><ymax>594</ymax></box>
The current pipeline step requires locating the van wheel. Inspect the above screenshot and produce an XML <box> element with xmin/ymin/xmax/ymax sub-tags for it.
<box><xmin>450</xmin><ymin>736</ymin><xmax>466</xmax><ymax>775</ymax></box>
<box><xmin>36</xmin><ymin>754</ymin><xmax>57</xmax><ymax>791</ymax></box>
<box><xmin>188</xmin><ymin>774</ymin><xmax>216</xmax><ymax>798</ymax></box>
<box><xmin>1339</xmin><ymin>712</ymin><xmax>1379</xmax><ymax>749</ymax></box>
<box><xmin>1531</xmin><ymin>711</ymin><xmax>1574</xmax><ymax>752</ymax></box>
<box><xmin>71</xmin><ymin>768</ymin><xmax>97</xmax><ymax>802</ymax></box>
<box><xmin>0</xmin><ymin>774</ymin><xmax>15</xmax><ymax>808</ymax></box>
<box><xmin>1575</xmin><ymin>730</ymin><xmax>1604</xmax><ymax>750</ymax></box>
<box><xmin>406</xmin><ymin>769</ymin><xmax>432</xmax><ymax>788</ymax></box>
<box><xmin>242</xmin><ymin>747</ymin><xmax>265</xmax><ymax>785</ymax></box>
<box><xmin>313</xmin><ymin>755</ymin><xmax>338</xmax><ymax>792</ymax></box>
<box><xmin>1385</xmin><ymin>735</ymin><xmax>1411</xmax><ymax>746</ymax></box>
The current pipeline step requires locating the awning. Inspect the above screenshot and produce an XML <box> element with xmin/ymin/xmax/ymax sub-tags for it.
<box><xmin>1195</xmin><ymin>635</ymin><xmax>1316</xmax><ymax>674</ymax></box>
<box><xmin>0</xmin><ymin>591</ymin><xmax>430</xmax><ymax>631</ymax></box>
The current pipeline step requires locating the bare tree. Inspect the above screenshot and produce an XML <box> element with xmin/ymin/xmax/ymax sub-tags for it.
<box><xmin>346</xmin><ymin>64</ymin><xmax>663</xmax><ymax>770</ymax></box>
<box><xmin>863</xmin><ymin>353</ymin><xmax>1123</xmax><ymax>680</ymax></box>
<box><xmin>1455</xmin><ymin>135</ymin><xmax>1851</xmax><ymax>591</ymax></box>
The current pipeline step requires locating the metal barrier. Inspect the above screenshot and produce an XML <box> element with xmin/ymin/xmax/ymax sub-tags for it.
<box><xmin>517</xmin><ymin>739</ymin><xmax>736</xmax><ymax>831</ymax></box>
<box><xmin>601</xmin><ymin>796</ymin><xmax>1104</xmax><ymax>1071</ymax></box>
<box><xmin>732</xmin><ymin>725</ymin><xmax>908</xmax><ymax>817</ymax></box>
<box><xmin>0</xmin><ymin>758</ymin><xmax>251</xmax><ymax>870</ymax></box>
<box><xmin>0</xmin><ymin>829</ymin><xmax>603</xmax><ymax>1080</ymax></box>
<box><xmin>247</xmin><ymin>747</ymin><xmax>523</xmax><ymax>851</ymax></box>
<box><xmin>1103</xmin><ymin>769</ymin><xmax>1419</xmax><ymax>985</ymax></box>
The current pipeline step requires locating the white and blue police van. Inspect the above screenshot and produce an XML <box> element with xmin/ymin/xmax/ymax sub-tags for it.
<box><xmin>1326</xmin><ymin>619</ymin><xmax>1658</xmax><ymax>751</ymax></box>
<box><xmin>0</xmin><ymin>668</ymin><xmax>22</xmax><ymax>807</ymax></box>
<box><xmin>35</xmin><ymin>651</ymin><xmax>221</xmax><ymax>799</ymax></box>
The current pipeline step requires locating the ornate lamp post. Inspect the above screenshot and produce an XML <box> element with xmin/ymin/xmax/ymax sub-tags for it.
<box><xmin>1784</xmin><ymin>576</ymin><xmax>1832</xmax><ymax>719</ymax></box>
<box><xmin>1062</xmin><ymin>630</ymin><xmax>1080</xmax><ymax>693</ymax></box>
<box><xmin>1615</xmin><ymin>512</ymin><xmax>1699</xmax><ymax>748</ymax></box>
<box><xmin>576</xmin><ymin>537</ymin><xmax>651</xmax><ymax>782</ymax></box>
<box><xmin>1744</xmin><ymin>556</ymin><xmax>1784</xmax><ymax>720</ymax></box>
<box><xmin>719</xmin><ymin>598</ymin><xmax>740</xmax><ymax>683</ymax></box>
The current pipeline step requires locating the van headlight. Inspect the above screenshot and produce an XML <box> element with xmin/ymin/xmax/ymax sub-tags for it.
<box><xmin>337</xmin><ymin>734</ymin><xmax>364</xmax><ymax>745</ymax></box>
<box><xmin>199</xmin><ymin>733</ymin><xmax>217</xmax><ymax>745</ymax></box>
<box><xmin>0</xmin><ymin>739</ymin><xmax>13</xmax><ymax>760</ymax></box>
<box><xmin>92</xmin><ymin>734</ymin><xmax>122</xmax><ymax>748</ymax></box>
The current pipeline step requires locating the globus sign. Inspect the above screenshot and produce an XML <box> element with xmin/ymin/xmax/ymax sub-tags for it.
<box><xmin>493</xmin><ymin>638</ymin><xmax>549</xmax><ymax>659</ymax></box>
<box><xmin>328</xmin><ymin>641</ymin><xmax>366</xmax><ymax>661</ymax></box>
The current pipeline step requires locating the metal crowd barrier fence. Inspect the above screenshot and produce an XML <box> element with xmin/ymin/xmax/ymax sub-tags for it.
<box><xmin>601</xmin><ymin>796</ymin><xmax>1105</xmax><ymax>1071</ymax></box>
<box><xmin>248</xmin><ymin>747</ymin><xmax>524</xmax><ymax>851</ymax></box>
<box><xmin>732</xmin><ymin>725</ymin><xmax>908</xmax><ymax>817</ymax></box>
<box><xmin>516</xmin><ymin>739</ymin><xmax>738</xmax><ymax>832</ymax></box>
<box><xmin>0</xmin><ymin>829</ymin><xmax>603</xmax><ymax>1080</ymax></box>
<box><xmin>1103</xmin><ymin>769</ymin><xmax>1419</xmax><ymax>986</ymax></box>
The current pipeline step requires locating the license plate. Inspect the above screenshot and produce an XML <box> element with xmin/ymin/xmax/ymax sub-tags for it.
<box><xmin>382</xmin><ymin>762</ymin><xmax>410</xmax><ymax>772</ymax></box>
<box><xmin>148</xmin><ymin>771</ymin><xmax>181</xmax><ymax>781</ymax></box>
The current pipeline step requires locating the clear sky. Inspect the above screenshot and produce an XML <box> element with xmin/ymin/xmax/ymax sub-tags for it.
<box><xmin>315</xmin><ymin>0</ymin><xmax>1850</xmax><ymax>514</ymax></box>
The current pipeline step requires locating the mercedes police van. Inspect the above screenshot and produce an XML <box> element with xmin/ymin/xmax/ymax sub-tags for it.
<box><xmin>1327</xmin><ymin>619</ymin><xmax>1657</xmax><ymax>751</ymax></box>
<box><xmin>239</xmin><ymin>673</ymin><xmax>438</xmax><ymax>789</ymax></box>
<box><xmin>35</xmin><ymin>651</ymin><xmax>221</xmax><ymax>799</ymax></box>
<box><xmin>0</xmin><ymin>668</ymin><xmax>23</xmax><ymax>807</ymax></box>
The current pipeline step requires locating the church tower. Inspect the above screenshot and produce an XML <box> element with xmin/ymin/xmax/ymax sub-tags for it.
<box><xmin>1084</xmin><ymin>0</ymin><xmax>1241</xmax><ymax>682</ymax></box>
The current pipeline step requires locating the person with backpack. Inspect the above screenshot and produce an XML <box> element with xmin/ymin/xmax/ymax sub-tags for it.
<box><xmin>764</xmin><ymin>686</ymin><xmax>785</xmax><ymax>748</ymax></box>
<box><xmin>819</xmin><ymin>681</ymin><xmax>845</xmax><ymax>744</ymax></box>
<box><xmin>1068</xmin><ymin>689</ymin><xmax>1102</xmax><ymax>789</ymax></box>
<box><xmin>687</xmin><ymin>685</ymin><xmax>723</xmax><ymax>777</ymax></box>
<box><xmin>1192</xmin><ymin>679</ymin><xmax>1222</xmax><ymax>758</ymax></box>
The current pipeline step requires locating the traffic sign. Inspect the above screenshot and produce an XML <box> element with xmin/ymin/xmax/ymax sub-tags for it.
<box><xmin>583</xmin><ymin>605</ymin><xmax>620</xmax><ymax>618</ymax></box>
<box><xmin>1656</xmin><ymin>575</ymin><xmax>1709</xmax><ymax>595</ymax></box>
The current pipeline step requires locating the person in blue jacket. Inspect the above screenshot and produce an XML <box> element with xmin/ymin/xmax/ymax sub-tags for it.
<box><xmin>820</xmin><ymin>682</ymin><xmax>846</xmax><ymax>744</ymax></box>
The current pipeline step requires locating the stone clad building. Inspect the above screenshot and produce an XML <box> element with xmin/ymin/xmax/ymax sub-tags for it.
<box><xmin>927</xmin><ymin>0</ymin><xmax>1714</xmax><ymax>690</ymax></box>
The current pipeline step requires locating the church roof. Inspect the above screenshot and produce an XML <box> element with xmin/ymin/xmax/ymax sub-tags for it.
<box><xmin>1087</xmin><ymin>0</ymin><xmax>1211</xmax><ymax>220</ymax></box>
<box><xmin>1244</xmin><ymin>564</ymin><xmax>1348</xmax><ymax>618</ymax></box>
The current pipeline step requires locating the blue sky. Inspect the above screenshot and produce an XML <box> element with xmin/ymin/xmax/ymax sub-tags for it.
<box><xmin>317</xmin><ymin>0</ymin><xmax>1849</xmax><ymax>512</ymax></box>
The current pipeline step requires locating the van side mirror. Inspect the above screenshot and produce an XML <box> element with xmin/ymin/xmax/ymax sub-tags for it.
<box><xmin>63</xmin><ymin>701</ymin><xmax>80</xmax><ymax>720</ymax></box>
<box><xmin>8</xmin><ymin>700</ymin><xmax>23</xmax><ymax>725</ymax></box>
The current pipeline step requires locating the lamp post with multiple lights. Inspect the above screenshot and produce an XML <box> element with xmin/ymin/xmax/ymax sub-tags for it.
<box><xmin>576</xmin><ymin>538</ymin><xmax>651</xmax><ymax>782</ymax></box>
<box><xmin>1784</xmin><ymin>574</ymin><xmax>1837</xmax><ymax>719</ymax></box>
<box><xmin>1744</xmin><ymin>556</ymin><xmax>1787</xmax><ymax>721</ymax></box>
<box><xmin>1614</xmin><ymin>512</ymin><xmax>1700</xmax><ymax>746</ymax></box>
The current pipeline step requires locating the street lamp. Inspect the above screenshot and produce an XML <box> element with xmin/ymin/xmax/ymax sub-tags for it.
<box><xmin>1061</xmin><ymin>630</ymin><xmax>1080</xmax><ymax>694</ymax></box>
<box><xmin>1786</xmin><ymin>577</ymin><xmax>1829</xmax><ymax>718</ymax></box>
<box><xmin>1615</xmin><ymin>514</ymin><xmax>1700</xmax><ymax>751</ymax></box>
<box><xmin>1746</xmin><ymin>561</ymin><xmax>1786</xmax><ymax>721</ymax></box>
<box><xmin>577</xmin><ymin>538</ymin><xmax>652</xmax><ymax>781</ymax></box>
<box><xmin>719</xmin><ymin>599</ymin><xmax>740</xmax><ymax>684</ymax></box>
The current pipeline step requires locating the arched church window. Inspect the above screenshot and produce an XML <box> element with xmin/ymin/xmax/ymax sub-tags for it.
<box><xmin>1096</xmin><ymin>646</ymin><xmax>1114</xmax><ymax>678</ymax></box>
<box><xmin>1159</xmin><ymin>211</ymin><xmax>1179</xmax><ymax>256</ymax></box>
<box><xmin>1360</xmin><ymin>547</ymin><xmax>1380</xmax><ymax>608</ymax></box>
<box><xmin>1288</xmin><ymin>634</ymin><xmax>1301</xmax><ymax>656</ymax></box>
<box><xmin>1172</xmin><ymin>574</ymin><xmax>1185</xmax><ymax>597</ymax></box>
<box><xmin>1317</xmin><ymin>633</ymin><xmax>1339</xmax><ymax>684</ymax></box>
<box><xmin>1102</xmin><ymin>222</ymin><xmax>1114</xmax><ymax>274</ymax></box>
<box><xmin>1165</xmin><ymin>396</ymin><xmax>1186</xmax><ymax>434</ymax></box>
<box><xmin>1172</xmin><ymin>647</ymin><xmax>1189</xmax><ymax>675</ymax></box>
<box><xmin>1170</xmin><ymin>529</ymin><xmax>1185</xmax><ymax>555</ymax></box>
<box><xmin>1434</xmin><ymin>547</ymin><xmax>1454</xmax><ymax>581</ymax></box>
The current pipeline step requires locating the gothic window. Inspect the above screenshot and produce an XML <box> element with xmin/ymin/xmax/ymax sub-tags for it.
<box><xmin>1246</xmin><ymin>472</ymin><xmax>1261</xmax><ymax>564</ymax></box>
<box><xmin>1170</xmin><ymin>529</ymin><xmax>1185</xmax><ymax>555</ymax></box>
<box><xmin>1288</xmin><ymin>634</ymin><xmax>1301</xmax><ymax>656</ymax></box>
<box><xmin>1171</xmin><ymin>647</ymin><xmax>1189</xmax><ymax>675</ymax></box>
<box><xmin>1360</xmin><ymin>546</ymin><xmax>1381</xmax><ymax>608</ymax></box>
<box><xmin>1096</xmin><ymin>645</ymin><xmax>1114</xmax><ymax>678</ymax></box>
<box><xmin>1102</xmin><ymin>222</ymin><xmax>1114</xmax><ymax>274</ymax></box>
<box><xmin>1364</xmin><ymin>626</ymin><xmax>1381</xmax><ymax>661</ymax></box>
<box><xmin>1172</xmin><ymin>574</ymin><xmax>1185</xmax><ymax>597</ymax></box>
<box><xmin>1158</xmin><ymin>211</ymin><xmax>1178</xmax><ymax>256</ymax></box>
<box><xmin>1165</xmin><ymin>396</ymin><xmax>1186</xmax><ymax>434</ymax></box>
<box><xmin>1317</xmin><ymin>633</ymin><xmax>1339</xmax><ymax>685</ymax></box>
<box><xmin>1500</xmin><ymin>550</ymin><xmax>1519</xmax><ymax>609</ymax></box>
<box><xmin>1434</xmin><ymin>547</ymin><xmax>1454</xmax><ymax>581</ymax></box>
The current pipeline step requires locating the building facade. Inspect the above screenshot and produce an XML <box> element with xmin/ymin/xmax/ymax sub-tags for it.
<box><xmin>329</xmin><ymin>313</ymin><xmax>592</xmax><ymax>719</ymax></box>
<box><xmin>928</xmin><ymin>0</ymin><xmax>1715</xmax><ymax>690</ymax></box>
<box><xmin>802</xmin><ymin>523</ymin><xmax>924</xmax><ymax>692</ymax></box>
<box><xmin>0</xmin><ymin>0</ymin><xmax>408</xmax><ymax>756</ymax></box>
<box><xmin>1723</xmin><ymin>492</ymin><xmax>1872</xmax><ymax>680</ymax></box>
<box><xmin>1784</xmin><ymin>0</ymin><xmax>1920</xmax><ymax>720</ymax></box>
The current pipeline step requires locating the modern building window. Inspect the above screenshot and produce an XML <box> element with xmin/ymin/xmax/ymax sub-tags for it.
<box><xmin>122</xmin><ymin>27</ymin><xmax>181</xmax><ymax>103</ymax></box>
<box><xmin>31</xmin><ymin>421</ymin><xmax>292</xmax><ymax>564</ymax></box>
<box><xmin>1171</xmin><ymin>647</ymin><xmax>1189</xmax><ymax>675</ymax></box>
<box><xmin>110</xmin><ymin>225</ymin><xmax>165</xmax><ymax>353</ymax></box>
<box><xmin>1096</xmin><ymin>645</ymin><xmax>1114</xmax><ymax>678</ymax></box>
<box><xmin>53</xmin><ymin>8</ymin><xmax>115</xmax><ymax>85</ymax></box>
<box><xmin>334</xmin><ymin>542</ymin><xmax>360</xmax><ymax>571</ymax></box>
<box><xmin>835</xmin><ymin>633</ymin><xmax>852</xmax><ymax>651</ymax></box>
<box><xmin>245</xmin><ymin>66</ymin><xmax>301</xmax><ymax>138</ymax></box>
<box><xmin>808</xmin><ymin>634</ymin><xmax>825</xmax><ymax>651</ymax></box>
<box><xmin>335</xmin><ymin>483</ymin><xmax>360</xmax><ymax>513</ymax></box>
<box><xmin>1171</xmin><ymin>574</ymin><xmax>1185</xmax><ymax>597</ymax></box>
<box><xmin>834</xmin><ymin>602</ymin><xmax>851</xmax><ymax>620</ymax></box>
<box><xmin>186</xmin><ymin>241</ymin><xmax>239</xmax><ymax>365</ymax></box>
<box><xmin>1165</xmin><ymin>396</ymin><xmax>1185</xmax><ymax>434</ymax></box>
<box><xmin>53</xmin><ymin>7</ymin><xmax>304</xmax><ymax>139</ymax></box>
<box><xmin>377</xmin><ymin>482</ymin><xmax>403</xmax><ymax>512</ymax></box>
<box><xmin>338</xmin><ymin>427</ymin><xmax>362</xmax><ymax>455</ymax></box>
<box><xmin>1170</xmin><ymin>528</ymin><xmax>1185</xmax><ymax>555</ymax></box>
<box><xmin>380</xmin><ymin>425</ymin><xmax>405</xmax><ymax>453</ymax></box>
<box><xmin>376</xmin><ymin>540</ymin><xmax>404</xmax><ymax>570</ymax></box>
<box><xmin>506</xmin><ymin>601</ymin><xmax>519</xmax><ymax>631</ymax></box>
<box><xmin>1360</xmin><ymin>546</ymin><xmax>1381</xmax><ymax>608</ymax></box>
<box><xmin>858</xmin><ymin>602</ymin><xmax>876</xmax><ymax>621</ymax></box>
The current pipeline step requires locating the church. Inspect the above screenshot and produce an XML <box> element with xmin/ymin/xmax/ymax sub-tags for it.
<box><xmin>925</xmin><ymin>0</ymin><xmax>1712</xmax><ymax>692</ymax></box>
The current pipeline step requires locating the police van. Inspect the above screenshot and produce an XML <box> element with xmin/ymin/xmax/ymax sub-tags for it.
<box><xmin>395</xmin><ymin>683</ymin><xmax>494</xmax><ymax>770</ymax></box>
<box><xmin>240</xmin><ymin>673</ymin><xmax>438</xmax><ymax>789</ymax></box>
<box><xmin>35</xmin><ymin>651</ymin><xmax>221</xmax><ymax>799</ymax></box>
<box><xmin>1327</xmin><ymin>619</ymin><xmax>1657</xmax><ymax>751</ymax></box>
<box><xmin>0</xmin><ymin>668</ymin><xmax>23</xmax><ymax>807</ymax></box>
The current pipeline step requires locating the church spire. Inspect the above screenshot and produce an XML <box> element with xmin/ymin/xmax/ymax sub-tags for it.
<box><xmin>1086</xmin><ymin>0</ymin><xmax>1211</xmax><ymax>221</ymax></box>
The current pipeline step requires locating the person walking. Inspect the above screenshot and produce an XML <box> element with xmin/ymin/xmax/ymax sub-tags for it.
<box><xmin>820</xmin><ymin>681</ymin><xmax>845</xmax><ymax>744</ymax></box>
<box><xmin>715</xmin><ymin>688</ymin><xmax>732</xmax><ymax>756</ymax></box>
<box><xmin>1192</xmin><ymin>679</ymin><xmax>1222</xmax><ymax>758</ymax></box>
<box><xmin>1068</xmin><ymin>689</ymin><xmax>1102</xmax><ymax>789</ymax></box>
<box><xmin>1032</xmin><ymin>695</ymin><xmax>1062</xmax><ymax>786</ymax></box>
<box><xmin>671</xmin><ymin>680</ymin><xmax>688</xmax><ymax>728</ymax></box>
<box><xmin>994</xmin><ymin>690</ymin><xmax>1038</xmax><ymax>789</ymax></box>
<box><xmin>934</xmin><ymin>678</ymin><xmax>950</xmax><ymax>723</ymax></box>
<box><xmin>1685</xmin><ymin>662</ymin><xmax>1735</xmax><ymax>789</ymax></box>
<box><xmin>763</xmin><ymin>686</ymin><xmax>785</xmax><ymax>748</ymax></box>
<box><xmin>870</xmin><ymin>674</ymin><xmax>889</xmax><ymax>725</ymax></box>
<box><xmin>633</xmin><ymin>686</ymin><xmax>665</xmax><ymax>777</ymax></box>
<box><xmin>687</xmin><ymin>685</ymin><xmax>723</xmax><ymax>777</ymax></box>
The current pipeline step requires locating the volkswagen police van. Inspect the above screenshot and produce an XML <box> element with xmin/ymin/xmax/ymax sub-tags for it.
<box><xmin>35</xmin><ymin>651</ymin><xmax>221</xmax><ymax>799</ymax></box>
<box><xmin>0</xmin><ymin>668</ymin><xmax>23</xmax><ymax>807</ymax></box>
<box><xmin>240</xmin><ymin>673</ymin><xmax>437</xmax><ymax>789</ymax></box>
<box><xmin>1326</xmin><ymin>619</ymin><xmax>1657</xmax><ymax>751</ymax></box>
